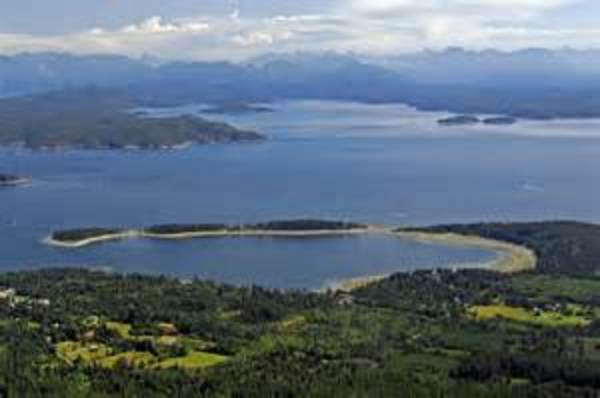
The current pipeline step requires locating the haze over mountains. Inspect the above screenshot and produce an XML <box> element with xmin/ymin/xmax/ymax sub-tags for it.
<box><xmin>3</xmin><ymin>48</ymin><xmax>600</xmax><ymax>118</ymax></box>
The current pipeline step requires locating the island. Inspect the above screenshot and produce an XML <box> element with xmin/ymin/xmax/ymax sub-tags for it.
<box><xmin>0</xmin><ymin>173</ymin><xmax>29</xmax><ymax>186</ymax></box>
<box><xmin>0</xmin><ymin>89</ymin><xmax>265</xmax><ymax>150</ymax></box>
<box><xmin>201</xmin><ymin>103</ymin><xmax>275</xmax><ymax>115</ymax></box>
<box><xmin>482</xmin><ymin>116</ymin><xmax>517</xmax><ymax>125</ymax></box>
<box><xmin>4</xmin><ymin>221</ymin><xmax>600</xmax><ymax>396</ymax></box>
<box><xmin>437</xmin><ymin>115</ymin><xmax>480</xmax><ymax>126</ymax></box>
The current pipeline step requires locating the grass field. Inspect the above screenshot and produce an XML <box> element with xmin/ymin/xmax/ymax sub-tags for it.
<box><xmin>98</xmin><ymin>352</ymin><xmax>155</xmax><ymax>368</ymax></box>
<box><xmin>56</xmin><ymin>342</ymin><xmax>113</xmax><ymax>364</ymax></box>
<box><xmin>468</xmin><ymin>305</ymin><xmax>591</xmax><ymax>327</ymax></box>
<box><xmin>105</xmin><ymin>321</ymin><xmax>132</xmax><ymax>338</ymax></box>
<box><xmin>156</xmin><ymin>351</ymin><xmax>228</xmax><ymax>370</ymax></box>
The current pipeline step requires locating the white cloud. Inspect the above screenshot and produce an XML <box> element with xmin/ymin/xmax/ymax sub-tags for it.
<box><xmin>119</xmin><ymin>16</ymin><xmax>210</xmax><ymax>34</ymax></box>
<box><xmin>351</xmin><ymin>0</ymin><xmax>579</xmax><ymax>16</ymax></box>
<box><xmin>0</xmin><ymin>1</ymin><xmax>597</xmax><ymax>60</ymax></box>
<box><xmin>232</xmin><ymin>32</ymin><xmax>275</xmax><ymax>47</ymax></box>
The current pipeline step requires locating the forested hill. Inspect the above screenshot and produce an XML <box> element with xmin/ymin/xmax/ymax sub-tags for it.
<box><xmin>0</xmin><ymin>89</ymin><xmax>263</xmax><ymax>149</ymax></box>
<box><xmin>399</xmin><ymin>221</ymin><xmax>600</xmax><ymax>275</ymax></box>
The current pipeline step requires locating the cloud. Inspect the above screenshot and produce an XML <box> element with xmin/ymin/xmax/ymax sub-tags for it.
<box><xmin>0</xmin><ymin>1</ymin><xmax>597</xmax><ymax>60</ymax></box>
<box><xmin>340</xmin><ymin>0</ymin><xmax>593</xmax><ymax>53</ymax></box>
<box><xmin>350</xmin><ymin>0</ymin><xmax>579</xmax><ymax>17</ymax></box>
<box><xmin>232</xmin><ymin>32</ymin><xmax>275</xmax><ymax>47</ymax></box>
<box><xmin>119</xmin><ymin>16</ymin><xmax>210</xmax><ymax>34</ymax></box>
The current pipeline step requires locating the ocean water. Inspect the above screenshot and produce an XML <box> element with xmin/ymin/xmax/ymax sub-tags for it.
<box><xmin>2</xmin><ymin>101</ymin><xmax>600</xmax><ymax>289</ymax></box>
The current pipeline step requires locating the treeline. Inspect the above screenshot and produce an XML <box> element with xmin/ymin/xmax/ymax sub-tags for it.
<box><xmin>144</xmin><ymin>224</ymin><xmax>232</xmax><ymax>234</ymax></box>
<box><xmin>51</xmin><ymin>228</ymin><xmax>123</xmax><ymax>242</ymax></box>
<box><xmin>51</xmin><ymin>219</ymin><xmax>366</xmax><ymax>242</ymax></box>
<box><xmin>248</xmin><ymin>220</ymin><xmax>364</xmax><ymax>231</ymax></box>
<box><xmin>452</xmin><ymin>353</ymin><xmax>600</xmax><ymax>390</ymax></box>
<box><xmin>145</xmin><ymin>219</ymin><xmax>365</xmax><ymax>234</ymax></box>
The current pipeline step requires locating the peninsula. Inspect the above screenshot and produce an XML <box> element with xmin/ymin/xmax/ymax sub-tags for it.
<box><xmin>0</xmin><ymin>89</ymin><xmax>265</xmax><ymax>150</ymax></box>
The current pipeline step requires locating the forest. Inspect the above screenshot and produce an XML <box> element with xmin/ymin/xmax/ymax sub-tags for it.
<box><xmin>2</xmin><ymin>221</ymin><xmax>600</xmax><ymax>396</ymax></box>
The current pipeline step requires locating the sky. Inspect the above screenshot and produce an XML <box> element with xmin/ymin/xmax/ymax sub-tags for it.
<box><xmin>1</xmin><ymin>0</ymin><xmax>600</xmax><ymax>60</ymax></box>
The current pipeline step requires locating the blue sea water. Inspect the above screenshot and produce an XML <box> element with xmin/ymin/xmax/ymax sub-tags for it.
<box><xmin>2</xmin><ymin>101</ymin><xmax>600</xmax><ymax>289</ymax></box>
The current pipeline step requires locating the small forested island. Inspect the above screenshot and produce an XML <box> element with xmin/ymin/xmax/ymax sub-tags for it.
<box><xmin>437</xmin><ymin>115</ymin><xmax>480</xmax><ymax>126</ymax></box>
<box><xmin>0</xmin><ymin>89</ymin><xmax>264</xmax><ymax>150</ymax></box>
<box><xmin>46</xmin><ymin>220</ymin><xmax>369</xmax><ymax>248</ymax></box>
<box><xmin>201</xmin><ymin>103</ymin><xmax>275</xmax><ymax>115</ymax></box>
<box><xmin>3</xmin><ymin>221</ymin><xmax>600</xmax><ymax>396</ymax></box>
<box><xmin>0</xmin><ymin>173</ymin><xmax>28</xmax><ymax>186</ymax></box>
<box><xmin>482</xmin><ymin>116</ymin><xmax>518</xmax><ymax>125</ymax></box>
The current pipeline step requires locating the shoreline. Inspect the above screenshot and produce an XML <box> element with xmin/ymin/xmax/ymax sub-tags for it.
<box><xmin>324</xmin><ymin>275</ymin><xmax>389</xmax><ymax>293</ymax></box>
<box><xmin>394</xmin><ymin>231</ymin><xmax>537</xmax><ymax>273</ymax></box>
<box><xmin>43</xmin><ymin>225</ymin><xmax>537</xmax><ymax>292</ymax></box>
<box><xmin>327</xmin><ymin>230</ymin><xmax>537</xmax><ymax>292</ymax></box>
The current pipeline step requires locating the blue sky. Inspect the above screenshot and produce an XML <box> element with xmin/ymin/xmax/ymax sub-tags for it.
<box><xmin>1</xmin><ymin>0</ymin><xmax>599</xmax><ymax>60</ymax></box>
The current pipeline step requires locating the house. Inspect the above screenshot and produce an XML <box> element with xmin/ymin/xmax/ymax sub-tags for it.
<box><xmin>0</xmin><ymin>288</ymin><xmax>16</xmax><ymax>301</ymax></box>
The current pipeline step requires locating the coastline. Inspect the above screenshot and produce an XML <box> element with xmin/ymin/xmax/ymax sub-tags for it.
<box><xmin>394</xmin><ymin>231</ymin><xmax>537</xmax><ymax>273</ymax></box>
<box><xmin>328</xmin><ymin>229</ymin><xmax>537</xmax><ymax>292</ymax></box>
<box><xmin>325</xmin><ymin>275</ymin><xmax>389</xmax><ymax>293</ymax></box>
<box><xmin>43</xmin><ymin>230</ymin><xmax>142</xmax><ymax>248</ymax></box>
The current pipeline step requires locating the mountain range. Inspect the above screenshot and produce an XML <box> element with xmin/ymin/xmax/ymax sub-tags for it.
<box><xmin>3</xmin><ymin>48</ymin><xmax>600</xmax><ymax>118</ymax></box>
